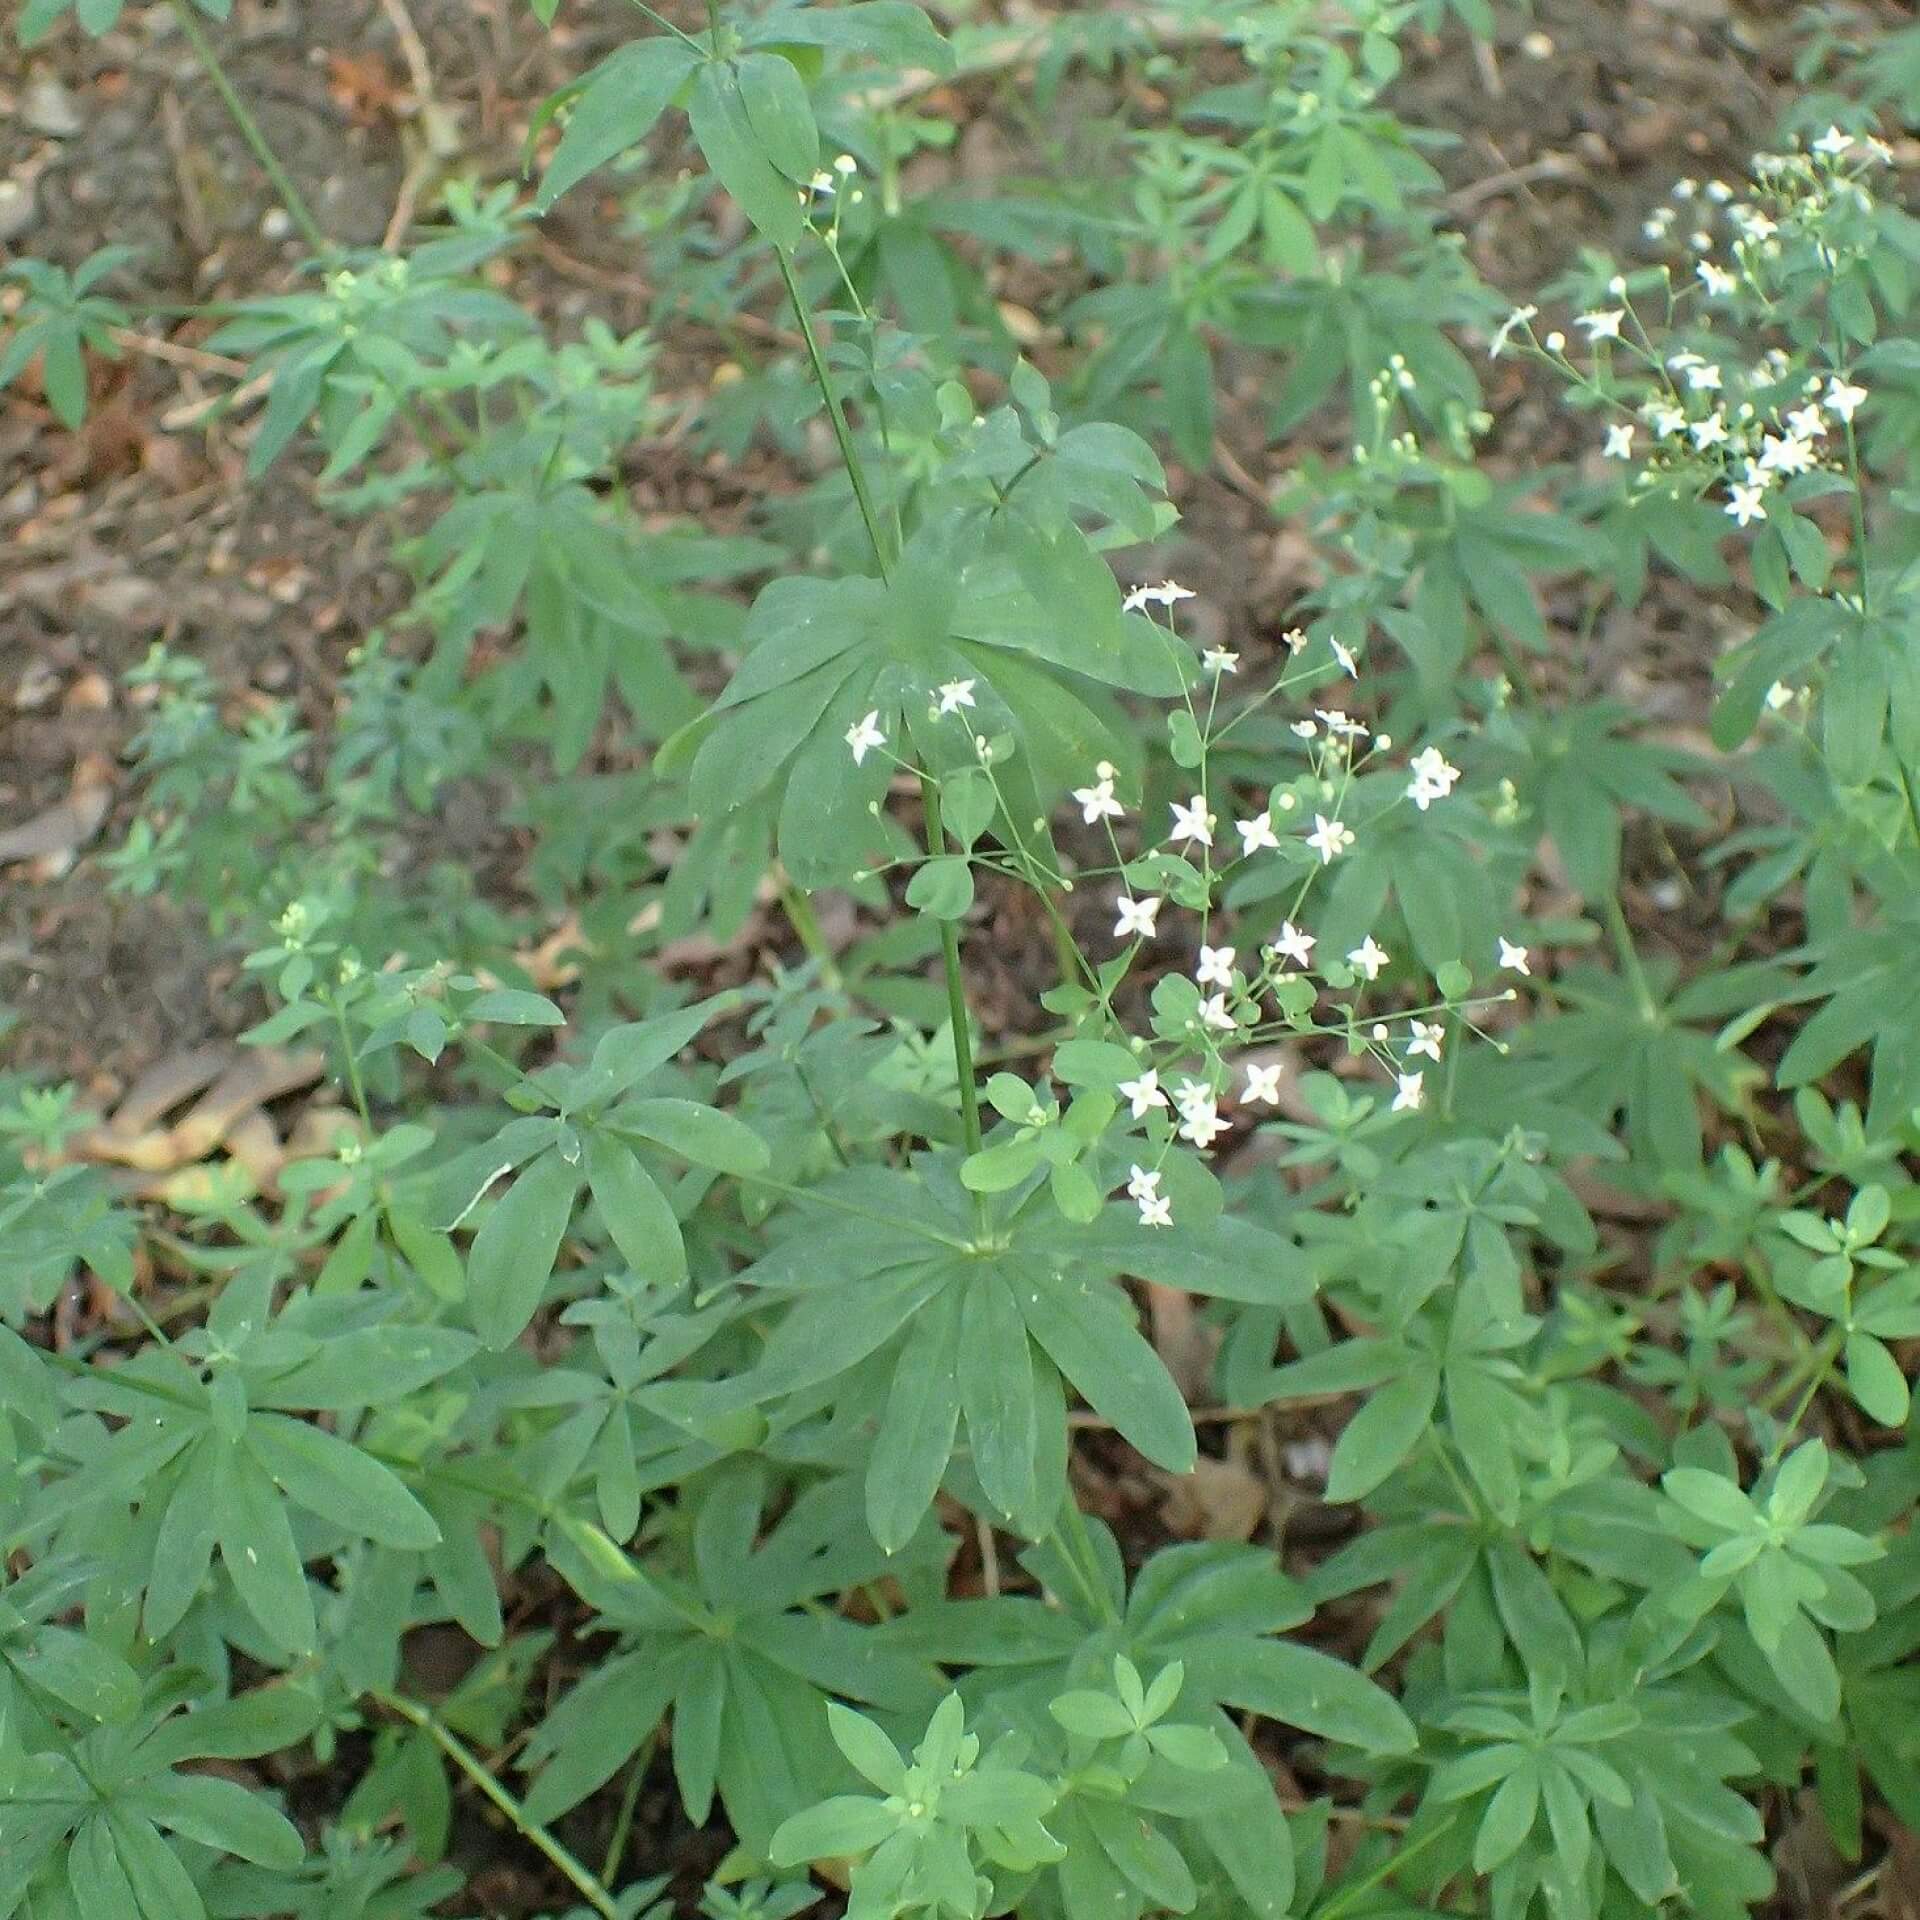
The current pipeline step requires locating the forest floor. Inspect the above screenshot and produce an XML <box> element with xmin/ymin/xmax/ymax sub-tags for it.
<box><xmin>2</xmin><ymin>0</ymin><xmax>1915</xmax><ymax>1910</ymax></box>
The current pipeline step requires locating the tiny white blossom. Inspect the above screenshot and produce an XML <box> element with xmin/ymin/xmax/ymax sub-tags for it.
<box><xmin>1114</xmin><ymin>895</ymin><xmax>1161</xmax><ymax>941</ymax></box>
<box><xmin>1124</xmin><ymin>580</ymin><xmax>1196</xmax><ymax>613</ymax></box>
<box><xmin>1686</xmin><ymin>362</ymin><xmax>1723</xmax><ymax>392</ymax></box>
<box><xmin>1405</xmin><ymin>745</ymin><xmax>1461</xmax><ymax>812</ymax></box>
<box><xmin>1489</xmin><ymin>304</ymin><xmax>1538</xmax><ymax>358</ymax></box>
<box><xmin>1241</xmin><ymin>1062</ymin><xmax>1284</xmax><ymax>1107</ymax></box>
<box><xmin>1825</xmin><ymin>377</ymin><xmax>1867</xmax><ymax>422</ymax></box>
<box><xmin>845</xmin><ymin>711</ymin><xmax>886</xmax><ymax>765</ymax></box>
<box><xmin>1196</xmin><ymin>944</ymin><xmax>1236</xmax><ymax>989</ymax></box>
<box><xmin>1577</xmin><ymin>309</ymin><xmax>1625</xmax><ymax>342</ymax></box>
<box><xmin>1758</xmin><ymin>432</ymin><xmax>1816</xmax><ymax>477</ymax></box>
<box><xmin>1498</xmin><ymin>936</ymin><xmax>1531</xmax><ymax>975</ymax></box>
<box><xmin>1280</xmin><ymin>626</ymin><xmax>1308</xmax><ymax>654</ymax></box>
<box><xmin>1235</xmin><ymin>810</ymin><xmax>1280</xmax><ymax>856</ymax></box>
<box><xmin>1169</xmin><ymin>796</ymin><xmax>1216</xmax><ymax>848</ymax></box>
<box><xmin>1603</xmin><ymin>422</ymin><xmax>1635</xmax><ymax>461</ymax></box>
<box><xmin>1138</xmin><ymin>1191</ymin><xmax>1173</xmax><ymax>1228</ymax></box>
<box><xmin>1172</xmin><ymin>1078</ymin><xmax>1214</xmax><ymax>1117</ymax></box>
<box><xmin>1127</xmin><ymin>1164</ymin><xmax>1161</xmax><ymax>1201</ymax></box>
<box><xmin>1119</xmin><ymin>1073</ymin><xmax>1166</xmax><ymax>1120</ymax></box>
<box><xmin>1268</xmin><ymin>921</ymin><xmax>1316</xmax><ymax>969</ymax></box>
<box><xmin>1177</xmin><ymin>1093</ymin><xmax>1228</xmax><ymax>1149</ymax></box>
<box><xmin>1290</xmin><ymin>718</ymin><xmax>1318</xmax><ymax>740</ymax></box>
<box><xmin>1392</xmin><ymin>1071</ymin><xmax>1426</xmax><ymax>1113</ymax></box>
<box><xmin>1330</xmin><ymin>638</ymin><xmax>1359</xmax><ymax>678</ymax></box>
<box><xmin>1306</xmin><ymin>814</ymin><xmax>1355</xmax><ymax>864</ymax></box>
<box><xmin>1689</xmin><ymin>412</ymin><xmax>1729</xmax><ymax>450</ymax></box>
<box><xmin>1073</xmin><ymin>764</ymin><xmax>1125</xmax><ymax>824</ymax></box>
<box><xmin>833</xmin><ymin>153</ymin><xmax>858</xmax><ymax>176</ymax></box>
<box><xmin>1406</xmin><ymin>1019</ymin><xmax>1444</xmax><ymax>1063</ymax></box>
<box><xmin>1347</xmin><ymin>936</ymin><xmax>1390</xmax><ymax>981</ymax></box>
<box><xmin>1765</xmin><ymin>680</ymin><xmax>1797</xmax><ymax>712</ymax></box>
<box><xmin>1314</xmin><ymin>708</ymin><xmax>1368</xmax><ymax>740</ymax></box>
<box><xmin>935</xmin><ymin>678</ymin><xmax>976</xmax><ymax>715</ymax></box>
<box><xmin>1725</xmin><ymin>480</ymin><xmax>1768</xmax><ymax>527</ymax></box>
<box><xmin>1696</xmin><ymin>260</ymin><xmax>1736</xmax><ymax>298</ymax></box>
<box><xmin>1202</xmin><ymin>647</ymin><xmax>1240</xmax><ymax>675</ymax></box>
<box><xmin>1813</xmin><ymin>125</ymin><xmax>1856</xmax><ymax>159</ymax></box>
<box><xmin>1645</xmin><ymin>402</ymin><xmax>1687</xmax><ymax>439</ymax></box>
<box><xmin>1198</xmin><ymin>992</ymin><xmax>1237</xmax><ymax>1033</ymax></box>
<box><xmin>1787</xmin><ymin>404</ymin><xmax>1827</xmax><ymax>440</ymax></box>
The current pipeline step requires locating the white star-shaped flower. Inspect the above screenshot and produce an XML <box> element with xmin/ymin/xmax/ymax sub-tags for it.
<box><xmin>1127</xmin><ymin>1164</ymin><xmax>1161</xmax><ymax>1201</ymax></box>
<box><xmin>1330</xmin><ymin>639</ymin><xmax>1359</xmax><ymax>679</ymax></box>
<box><xmin>1577</xmin><ymin>309</ymin><xmax>1625</xmax><ymax>342</ymax></box>
<box><xmin>1758</xmin><ymin>432</ymin><xmax>1816</xmax><ymax>477</ymax></box>
<box><xmin>1405</xmin><ymin>746</ymin><xmax>1461</xmax><ymax>812</ymax></box>
<box><xmin>1765</xmin><ymin>680</ymin><xmax>1797</xmax><ymax>712</ymax></box>
<box><xmin>845</xmin><ymin>711</ymin><xmax>886</xmax><ymax>765</ymax></box>
<box><xmin>1073</xmin><ymin>763</ymin><xmax>1125</xmax><ymax>824</ymax></box>
<box><xmin>1123</xmin><ymin>580</ymin><xmax>1196</xmax><ymax>614</ymax></box>
<box><xmin>1825</xmin><ymin>377</ymin><xmax>1867</xmax><ymax>422</ymax></box>
<box><xmin>1686</xmin><ymin>362</ymin><xmax>1723</xmax><ymax>392</ymax></box>
<box><xmin>936</xmin><ymin>679</ymin><xmax>976</xmax><ymax>715</ymax></box>
<box><xmin>1689</xmin><ymin>412</ymin><xmax>1729</xmax><ymax>450</ymax></box>
<box><xmin>1786</xmin><ymin>404</ymin><xmax>1827</xmax><ymax>440</ymax></box>
<box><xmin>1202</xmin><ymin>647</ymin><xmax>1240</xmax><ymax>675</ymax></box>
<box><xmin>1235</xmin><ymin>810</ymin><xmax>1279</xmax><ymax>856</ymax></box>
<box><xmin>1603</xmin><ymin>422</ymin><xmax>1635</xmax><ymax>461</ymax></box>
<box><xmin>1172</xmin><ymin>1078</ymin><xmax>1214</xmax><ymax>1117</ymax></box>
<box><xmin>1498</xmin><ymin>936</ymin><xmax>1531</xmax><ymax>975</ymax></box>
<box><xmin>1813</xmin><ymin>125</ymin><xmax>1855</xmax><ymax>158</ymax></box>
<box><xmin>1241</xmin><ymin>1062</ymin><xmax>1284</xmax><ymax>1107</ymax></box>
<box><xmin>1196</xmin><ymin>944</ymin><xmax>1236</xmax><ymax>989</ymax></box>
<box><xmin>1392</xmin><ymin>1071</ymin><xmax>1425</xmax><ymax>1113</ymax></box>
<box><xmin>1138</xmin><ymin>1191</ymin><xmax>1173</xmax><ymax>1228</ymax></box>
<box><xmin>1177</xmin><ymin>1093</ymin><xmax>1227</xmax><ymax>1149</ymax></box>
<box><xmin>1406</xmin><ymin>1019</ymin><xmax>1444</xmax><ymax>1062</ymax></box>
<box><xmin>1169</xmin><ymin>796</ymin><xmax>1215</xmax><ymax>848</ymax></box>
<box><xmin>1696</xmin><ymin>260</ymin><xmax>1736</xmax><ymax>298</ymax></box>
<box><xmin>1305</xmin><ymin>814</ymin><xmax>1355</xmax><ymax>864</ymax></box>
<box><xmin>1198</xmin><ymin>992</ymin><xmax>1236</xmax><ymax>1033</ymax></box>
<box><xmin>1114</xmin><ymin>895</ymin><xmax>1161</xmax><ymax>941</ymax></box>
<box><xmin>1347</xmin><ymin>936</ymin><xmax>1389</xmax><ymax>981</ymax></box>
<box><xmin>1267</xmin><ymin>921</ymin><xmax>1316</xmax><ymax>969</ymax></box>
<box><xmin>1725</xmin><ymin>481</ymin><xmax>1768</xmax><ymax>527</ymax></box>
<box><xmin>1119</xmin><ymin>1072</ymin><xmax>1166</xmax><ymax>1120</ymax></box>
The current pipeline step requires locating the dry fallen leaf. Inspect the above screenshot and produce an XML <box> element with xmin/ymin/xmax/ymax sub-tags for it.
<box><xmin>0</xmin><ymin>751</ymin><xmax>114</xmax><ymax>878</ymax></box>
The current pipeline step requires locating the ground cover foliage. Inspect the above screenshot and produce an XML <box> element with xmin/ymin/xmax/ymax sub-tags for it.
<box><xmin>4</xmin><ymin>1</ymin><xmax>1920</xmax><ymax>1917</ymax></box>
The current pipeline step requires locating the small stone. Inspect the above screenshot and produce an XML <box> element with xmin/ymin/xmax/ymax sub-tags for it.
<box><xmin>21</xmin><ymin>78</ymin><xmax>83</xmax><ymax>138</ymax></box>
<box><xmin>0</xmin><ymin>177</ymin><xmax>35</xmax><ymax>243</ymax></box>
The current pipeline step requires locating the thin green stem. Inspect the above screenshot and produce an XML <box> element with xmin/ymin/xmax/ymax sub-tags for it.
<box><xmin>368</xmin><ymin>1692</ymin><xmax>622</xmax><ymax>1920</ymax></box>
<box><xmin>775</xmin><ymin>873</ymin><xmax>843</xmax><ymax>991</ymax></box>
<box><xmin>1314</xmin><ymin>1813</ymin><xmax>1460</xmax><ymax>1920</ymax></box>
<box><xmin>617</xmin><ymin>0</ymin><xmax>710</xmax><ymax>53</ymax></box>
<box><xmin>922</xmin><ymin>777</ymin><xmax>984</xmax><ymax>1170</ymax></box>
<box><xmin>1054</xmin><ymin>1493</ymin><xmax>1121</xmax><ymax>1627</ymax></box>
<box><xmin>1601</xmin><ymin>893</ymin><xmax>1658</xmax><ymax>1024</ymax></box>
<box><xmin>601</xmin><ymin>1744</ymin><xmax>651</xmax><ymax>1888</ymax></box>
<box><xmin>167</xmin><ymin>0</ymin><xmax>329</xmax><ymax>256</ymax></box>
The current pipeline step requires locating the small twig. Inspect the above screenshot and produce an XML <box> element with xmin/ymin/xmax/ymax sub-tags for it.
<box><xmin>375</xmin><ymin>0</ymin><xmax>435</xmax><ymax>110</ymax></box>
<box><xmin>109</xmin><ymin>328</ymin><xmax>248</xmax><ymax>379</ymax></box>
<box><xmin>159</xmin><ymin>367</ymin><xmax>272</xmax><ymax>432</ymax></box>
<box><xmin>1446</xmin><ymin>152</ymin><xmax>1581</xmax><ymax>214</ymax></box>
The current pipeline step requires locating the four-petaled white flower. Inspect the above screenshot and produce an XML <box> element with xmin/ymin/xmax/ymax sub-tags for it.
<box><xmin>1787</xmin><ymin>404</ymin><xmax>1827</xmax><ymax>441</ymax></box>
<box><xmin>1124</xmin><ymin>580</ymin><xmax>1196</xmax><ymax>613</ymax></box>
<box><xmin>1813</xmin><ymin>125</ymin><xmax>1856</xmax><ymax>158</ymax></box>
<box><xmin>1114</xmin><ymin>895</ymin><xmax>1161</xmax><ymax>941</ymax></box>
<box><xmin>1306</xmin><ymin>814</ymin><xmax>1355</xmax><ymax>864</ymax></box>
<box><xmin>1825</xmin><ymin>377</ymin><xmax>1867</xmax><ymax>422</ymax></box>
<box><xmin>1685</xmin><ymin>362</ymin><xmax>1723</xmax><ymax>392</ymax></box>
<box><xmin>1290</xmin><ymin>718</ymin><xmax>1318</xmax><ymax>740</ymax></box>
<box><xmin>1765</xmin><ymin>680</ymin><xmax>1797</xmax><ymax>712</ymax></box>
<box><xmin>1405</xmin><ymin>745</ymin><xmax>1461</xmax><ymax>812</ymax></box>
<box><xmin>846</xmin><ymin>711</ymin><xmax>886</xmax><ymax>765</ymax></box>
<box><xmin>1127</xmin><ymin>1164</ymin><xmax>1161</xmax><ymax>1201</ymax></box>
<box><xmin>1331</xmin><ymin>639</ymin><xmax>1359</xmax><ymax>679</ymax></box>
<box><xmin>1073</xmin><ymin>762</ymin><xmax>1126</xmax><ymax>824</ymax></box>
<box><xmin>1725</xmin><ymin>481</ymin><xmax>1768</xmax><ymax>527</ymax></box>
<box><xmin>1603</xmin><ymin>422</ymin><xmax>1635</xmax><ymax>461</ymax></box>
<box><xmin>1315</xmin><ymin>708</ymin><xmax>1369</xmax><ymax>739</ymax></box>
<box><xmin>1119</xmin><ymin>1072</ymin><xmax>1166</xmax><ymax>1119</ymax></box>
<box><xmin>1498</xmin><ymin>936</ymin><xmax>1531</xmax><ymax>975</ymax></box>
<box><xmin>1198</xmin><ymin>992</ymin><xmax>1236</xmax><ymax>1033</ymax></box>
<box><xmin>1758</xmin><ymin>432</ymin><xmax>1816</xmax><ymax>477</ymax></box>
<box><xmin>936</xmin><ymin>679</ymin><xmax>976</xmax><ymax>715</ymax></box>
<box><xmin>1347</xmin><ymin>936</ymin><xmax>1390</xmax><ymax>981</ymax></box>
<box><xmin>1177</xmin><ymin>1091</ymin><xmax>1228</xmax><ymax>1149</ymax></box>
<box><xmin>1392</xmin><ymin>1071</ymin><xmax>1425</xmax><ymax>1113</ymax></box>
<box><xmin>1241</xmin><ymin>1062</ymin><xmax>1284</xmax><ymax>1107</ymax></box>
<box><xmin>1138</xmin><ymin>1191</ymin><xmax>1173</xmax><ymax>1227</ymax></box>
<box><xmin>1689</xmin><ymin>412</ymin><xmax>1729</xmax><ymax>450</ymax></box>
<box><xmin>1236</xmin><ymin>810</ymin><xmax>1279</xmax><ymax>856</ymax></box>
<box><xmin>1267</xmin><ymin>921</ymin><xmax>1316</xmax><ymax>969</ymax></box>
<box><xmin>1577</xmin><ymin>308</ymin><xmax>1625</xmax><ymax>341</ymax></box>
<box><xmin>1696</xmin><ymin>261</ymin><xmax>1736</xmax><ymax>298</ymax></box>
<box><xmin>1169</xmin><ymin>795</ymin><xmax>1216</xmax><ymax>848</ymax></box>
<box><xmin>1172</xmin><ymin>1078</ymin><xmax>1214</xmax><ymax>1116</ymax></box>
<box><xmin>1407</xmin><ymin>1019</ymin><xmax>1444</xmax><ymax>1062</ymax></box>
<box><xmin>1196</xmin><ymin>944</ymin><xmax>1236</xmax><ymax>989</ymax></box>
<box><xmin>1202</xmin><ymin>647</ymin><xmax>1240</xmax><ymax>675</ymax></box>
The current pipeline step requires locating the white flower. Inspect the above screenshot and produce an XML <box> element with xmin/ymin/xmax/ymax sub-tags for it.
<box><xmin>1177</xmin><ymin>1092</ymin><xmax>1228</xmax><ymax>1149</ymax></box>
<box><xmin>808</xmin><ymin>170</ymin><xmax>837</xmax><ymax>197</ymax></box>
<box><xmin>1305</xmin><ymin>814</ymin><xmax>1355</xmax><ymax>864</ymax></box>
<box><xmin>833</xmin><ymin>153</ymin><xmax>858</xmax><ymax>176</ymax></box>
<box><xmin>1497</xmin><ymin>936</ymin><xmax>1531</xmax><ymax>975</ymax></box>
<box><xmin>1405</xmin><ymin>745</ymin><xmax>1461</xmax><ymax>812</ymax></box>
<box><xmin>1280</xmin><ymin>626</ymin><xmax>1308</xmax><ymax>654</ymax></box>
<box><xmin>1813</xmin><ymin>125</ymin><xmax>1856</xmax><ymax>159</ymax></box>
<box><xmin>1073</xmin><ymin>764</ymin><xmax>1125</xmax><ymax>824</ymax></box>
<box><xmin>1645</xmin><ymin>402</ymin><xmax>1688</xmax><ymax>439</ymax></box>
<box><xmin>1696</xmin><ymin>260</ymin><xmax>1736</xmax><ymax>298</ymax></box>
<box><xmin>1127</xmin><ymin>1164</ymin><xmax>1161</xmax><ymax>1201</ymax></box>
<box><xmin>1267</xmin><ymin>921</ymin><xmax>1316</xmax><ymax>969</ymax></box>
<box><xmin>1172</xmin><ymin>1078</ymin><xmax>1214</xmax><ymax>1117</ymax></box>
<box><xmin>1725</xmin><ymin>481</ymin><xmax>1768</xmax><ymax>527</ymax></box>
<box><xmin>1202</xmin><ymin>647</ymin><xmax>1240</xmax><ymax>675</ymax></box>
<box><xmin>1689</xmin><ymin>412</ymin><xmax>1729</xmax><ymax>450</ymax></box>
<box><xmin>1825</xmin><ymin>377</ymin><xmax>1867</xmax><ymax>422</ymax></box>
<box><xmin>936</xmin><ymin>678</ymin><xmax>976</xmax><ymax>715</ymax></box>
<box><xmin>1347</xmin><ymin>936</ymin><xmax>1389</xmax><ymax>981</ymax></box>
<box><xmin>1392</xmin><ymin>1071</ymin><xmax>1425</xmax><ymax>1113</ymax></box>
<box><xmin>1290</xmin><ymin>719</ymin><xmax>1318</xmax><ymax>740</ymax></box>
<box><xmin>1241</xmin><ymin>1062</ymin><xmax>1284</xmax><ymax>1107</ymax></box>
<box><xmin>1787</xmin><ymin>404</ymin><xmax>1827</xmax><ymax>440</ymax></box>
<box><xmin>1489</xmin><ymin>304</ymin><xmax>1538</xmax><ymax>358</ymax></box>
<box><xmin>1686</xmin><ymin>362</ymin><xmax>1723</xmax><ymax>392</ymax></box>
<box><xmin>1114</xmin><ymin>895</ymin><xmax>1161</xmax><ymax>941</ymax></box>
<box><xmin>1674</xmin><ymin>177</ymin><xmax>1698</xmax><ymax>200</ymax></box>
<box><xmin>1119</xmin><ymin>1074</ymin><xmax>1166</xmax><ymax>1120</ymax></box>
<box><xmin>1330</xmin><ymin>638</ymin><xmax>1359</xmax><ymax>678</ymax></box>
<box><xmin>1544</xmin><ymin>330</ymin><xmax>1566</xmax><ymax>354</ymax></box>
<box><xmin>1765</xmin><ymin>680</ymin><xmax>1797</xmax><ymax>712</ymax></box>
<box><xmin>1138</xmin><ymin>1191</ymin><xmax>1173</xmax><ymax>1228</ymax></box>
<box><xmin>1169</xmin><ymin>796</ymin><xmax>1215</xmax><ymax>848</ymax></box>
<box><xmin>1406</xmin><ymin>1019</ymin><xmax>1444</xmax><ymax>1062</ymax></box>
<box><xmin>1314</xmin><ymin>708</ymin><xmax>1368</xmax><ymax>739</ymax></box>
<box><xmin>1577</xmin><ymin>308</ymin><xmax>1625</xmax><ymax>342</ymax></box>
<box><xmin>1123</xmin><ymin>580</ymin><xmax>1196</xmax><ymax>613</ymax></box>
<box><xmin>1198</xmin><ymin>992</ymin><xmax>1236</xmax><ymax>1033</ymax></box>
<box><xmin>1603</xmin><ymin>422</ymin><xmax>1636</xmax><ymax>461</ymax></box>
<box><xmin>1758</xmin><ymin>432</ymin><xmax>1816</xmax><ymax>477</ymax></box>
<box><xmin>1196</xmin><ymin>944</ymin><xmax>1236</xmax><ymax>989</ymax></box>
<box><xmin>845</xmin><ymin>711</ymin><xmax>886</xmax><ymax>764</ymax></box>
<box><xmin>1235</xmin><ymin>810</ymin><xmax>1279</xmax><ymax>856</ymax></box>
